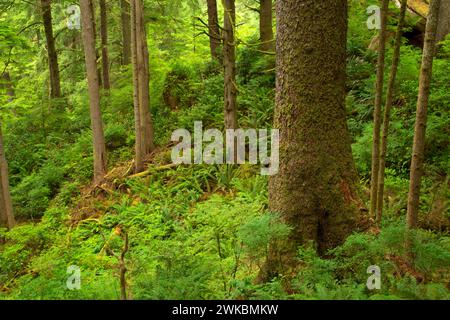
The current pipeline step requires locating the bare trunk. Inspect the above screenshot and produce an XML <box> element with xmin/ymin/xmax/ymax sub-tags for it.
<box><xmin>223</xmin><ymin>0</ymin><xmax>237</xmax><ymax>130</ymax></box>
<box><xmin>41</xmin><ymin>0</ymin><xmax>61</xmax><ymax>98</ymax></box>
<box><xmin>259</xmin><ymin>0</ymin><xmax>274</xmax><ymax>52</ymax></box>
<box><xmin>263</xmin><ymin>0</ymin><xmax>362</xmax><ymax>280</ymax></box>
<box><xmin>80</xmin><ymin>0</ymin><xmax>107</xmax><ymax>184</ymax></box>
<box><xmin>207</xmin><ymin>0</ymin><xmax>221</xmax><ymax>61</ymax></box>
<box><xmin>369</xmin><ymin>0</ymin><xmax>389</xmax><ymax>221</ymax></box>
<box><xmin>376</xmin><ymin>0</ymin><xmax>408</xmax><ymax>224</ymax></box>
<box><xmin>131</xmin><ymin>0</ymin><xmax>154</xmax><ymax>173</ymax></box>
<box><xmin>121</xmin><ymin>0</ymin><xmax>132</xmax><ymax>65</ymax></box>
<box><xmin>99</xmin><ymin>0</ymin><xmax>111</xmax><ymax>90</ymax></box>
<box><xmin>407</xmin><ymin>0</ymin><xmax>441</xmax><ymax>229</ymax></box>
<box><xmin>0</xmin><ymin>123</ymin><xmax>15</xmax><ymax>229</ymax></box>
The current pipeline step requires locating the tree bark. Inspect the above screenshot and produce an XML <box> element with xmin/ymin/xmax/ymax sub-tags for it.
<box><xmin>131</xmin><ymin>0</ymin><xmax>154</xmax><ymax>173</ymax></box>
<box><xmin>407</xmin><ymin>0</ymin><xmax>441</xmax><ymax>229</ymax></box>
<box><xmin>0</xmin><ymin>123</ymin><xmax>15</xmax><ymax>229</ymax></box>
<box><xmin>263</xmin><ymin>0</ymin><xmax>362</xmax><ymax>280</ymax></box>
<box><xmin>370</xmin><ymin>0</ymin><xmax>389</xmax><ymax>221</ymax></box>
<box><xmin>80</xmin><ymin>0</ymin><xmax>107</xmax><ymax>184</ymax></box>
<box><xmin>41</xmin><ymin>0</ymin><xmax>61</xmax><ymax>98</ymax></box>
<box><xmin>223</xmin><ymin>0</ymin><xmax>237</xmax><ymax>130</ymax></box>
<box><xmin>99</xmin><ymin>0</ymin><xmax>111</xmax><ymax>90</ymax></box>
<box><xmin>436</xmin><ymin>0</ymin><xmax>450</xmax><ymax>42</ymax></box>
<box><xmin>376</xmin><ymin>0</ymin><xmax>408</xmax><ymax>224</ymax></box>
<box><xmin>207</xmin><ymin>0</ymin><xmax>221</xmax><ymax>61</ymax></box>
<box><xmin>259</xmin><ymin>0</ymin><xmax>274</xmax><ymax>52</ymax></box>
<box><xmin>121</xmin><ymin>0</ymin><xmax>132</xmax><ymax>65</ymax></box>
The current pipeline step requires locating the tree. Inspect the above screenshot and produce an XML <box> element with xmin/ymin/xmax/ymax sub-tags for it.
<box><xmin>80</xmin><ymin>0</ymin><xmax>107</xmax><ymax>184</ymax></box>
<box><xmin>131</xmin><ymin>0</ymin><xmax>154</xmax><ymax>173</ymax></box>
<box><xmin>99</xmin><ymin>0</ymin><xmax>111</xmax><ymax>90</ymax></box>
<box><xmin>0</xmin><ymin>123</ymin><xmax>15</xmax><ymax>229</ymax></box>
<box><xmin>369</xmin><ymin>0</ymin><xmax>389</xmax><ymax>221</ymax></box>
<box><xmin>121</xmin><ymin>0</ymin><xmax>132</xmax><ymax>65</ymax></box>
<box><xmin>407</xmin><ymin>0</ymin><xmax>441</xmax><ymax>229</ymax></box>
<box><xmin>263</xmin><ymin>0</ymin><xmax>362</xmax><ymax>279</ymax></box>
<box><xmin>206</xmin><ymin>0</ymin><xmax>221</xmax><ymax>61</ymax></box>
<box><xmin>40</xmin><ymin>0</ymin><xmax>61</xmax><ymax>98</ymax></box>
<box><xmin>376</xmin><ymin>0</ymin><xmax>408</xmax><ymax>224</ymax></box>
<box><xmin>223</xmin><ymin>0</ymin><xmax>237</xmax><ymax>130</ymax></box>
<box><xmin>259</xmin><ymin>0</ymin><xmax>274</xmax><ymax>52</ymax></box>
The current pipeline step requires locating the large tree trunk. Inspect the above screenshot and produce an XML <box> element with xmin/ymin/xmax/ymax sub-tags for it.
<box><xmin>80</xmin><ymin>0</ymin><xmax>107</xmax><ymax>184</ymax></box>
<box><xmin>207</xmin><ymin>0</ymin><xmax>221</xmax><ymax>61</ymax></box>
<box><xmin>407</xmin><ymin>0</ymin><xmax>441</xmax><ymax>229</ymax></box>
<box><xmin>41</xmin><ymin>0</ymin><xmax>61</xmax><ymax>98</ymax></box>
<box><xmin>223</xmin><ymin>0</ymin><xmax>237</xmax><ymax>130</ymax></box>
<box><xmin>131</xmin><ymin>0</ymin><xmax>154</xmax><ymax>173</ymax></box>
<box><xmin>369</xmin><ymin>0</ymin><xmax>389</xmax><ymax>221</ymax></box>
<box><xmin>376</xmin><ymin>0</ymin><xmax>408</xmax><ymax>224</ymax></box>
<box><xmin>436</xmin><ymin>0</ymin><xmax>450</xmax><ymax>42</ymax></box>
<box><xmin>263</xmin><ymin>0</ymin><xmax>362</xmax><ymax>280</ymax></box>
<box><xmin>99</xmin><ymin>0</ymin><xmax>111</xmax><ymax>90</ymax></box>
<box><xmin>121</xmin><ymin>0</ymin><xmax>132</xmax><ymax>65</ymax></box>
<box><xmin>0</xmin><ymin>124</ymin><xmax>15</xmax><ymax>229</ymax></box>
<box><xmin>259</xmin><ymin>0</ymin><xmax>274</xmax><ymax>53</ymax></box>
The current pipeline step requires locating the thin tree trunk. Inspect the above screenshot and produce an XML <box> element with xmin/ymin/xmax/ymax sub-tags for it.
<box><xmin>207</xmin><ymin>0</ymin><xmax>221</xmax><ymax>61</ymax></box>
<box><xmin>370</xmin><ymin>0</ymin><xmax>389</xmax><ymax>220</ymax></box>
<box><xmin>262</xmin><ymin>0</ymin><xmax>362</xmax><ymax>280</ymax></box>
<box><xmin>259</xmin><ymin>0</ymin><xmax>274</xmax><ymax>52</ymax></box>
<box><xmin>99</xmin><ymin>0</ymin><xmax>111</xmax><ymax>90</ymax></box>
<box><xmin>131</xmin><ymin>0</ymin><xmax>143</xmax><ymax>172</ymax></box>
<box><xmin>41</xmin><ymin>0</ymin><xmax>61</xmax><ymax>98</ymax></box>
<box><xmin>376</xmin><ymin>0</ymin><xmax>408</xmax><ymax>224</ymax></box>
<box><xmin>131</xmin><ymin>0</ymin><xmax>154</xmax><ymax>173</ymax></box>
<box><xmin>0</xmin><ymin>123</ymin><xmax>15</xmax><ymax>229</ymax></box>
<box><xmin>223</xmin><ymin>0</ymin><xmax>237</xmax><ymax>130</ymax></box>
<box><xmin>121</xmin><ymin>0</ymin><xmax>132</xmax><ymax>65</ymax></box>
<box><xmin>407</xmin><ymin>0</ymin><xmax>441</xmax><ymax>229</ymax></box>
<box><xmin>80</xmin><ymin>0</ymin><xmax>107</xmax><ymax>184</ymax></box>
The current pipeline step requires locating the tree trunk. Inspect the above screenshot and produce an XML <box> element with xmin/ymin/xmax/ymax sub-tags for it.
<box><xmin>0</xmin><ymin>123</ymin><xmax>15</xmax><ymax>229</ymax></box>
<box><xmin>263</xmin><ymin>0</ymin><xmax>362</xmax><ymax>280</ymax></box>
<box><xmin>121</xmin><ymin>0</ymin><xmax>132</xmax><ymax>65</ymax></box>
<box><xmin>223</xmin><ymin>0</ymin><xmax>237</xmax><ymax>130</ymax></box>
<box><xmin>131</xmin><ymin>0</ymin><xmax>154</xmax><ymax>173</ymax></box>
<box><xmin>99</xmin><ymin>0</ymin><xmax>111</xmax><ymax>90</ymax></box>
<box><xmin>41</xmin><ymin>0</ymin><xmax>61</xmax><ymax>98</ymax></box>
<box><xmin>207</xmin><ymin>0</ymin><xmax>221</xmax><ymax>61</ymax></box>
<box><xmin>436</xmin><ymin>0</ymin><xmax>450</xmax><ymax>42</ymax></box>
<box><xmin>376</xmin><ymin>0</ymin><xmax>408</xmax><ymax>224</ymax></box>
<box><xmin>407</xmin><ymin>0</ymin><xmax>441</xmax><ymax>229</ymax></box>
<box><xmin>259</xmin><ymin>0</ymin><xmax>274</xmax><ymax>53</ymax></box>
<box><xmin>80</xmin><ymin>0</ymin><xmax>107</xmax><ymax>184</ymax></box>
<box><xmin>369</xmin><ymin>0</ymin><xmax>389</xmax><ymax>221</ymax></box>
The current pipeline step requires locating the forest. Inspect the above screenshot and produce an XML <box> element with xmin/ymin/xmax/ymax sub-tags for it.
<box><xmin>0</xmin><ymin>0</ymin><xmax>448</xmax><ymax>300</ymax></box>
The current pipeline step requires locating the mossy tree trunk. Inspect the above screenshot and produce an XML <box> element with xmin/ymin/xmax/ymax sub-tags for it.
<box><xmin>99</xmin><ymin>0</ymin><xmax>111</xmax><ymax>90</ymax></box>
<box><xmin>80</xmin><ymin>0</ymin><xmax>107</xmax><ymax>184</ymax></box>
<box><xmin>376</xmin><ymin>0</ymin><xmax>408</xmax><ymax>224</ymax></box>
<box><xmin>207</xmin><ymin>0</ymin><xmax>221</xmax><ymax>61</ymax></box>
<box><xmin>0</xmin><ymin>123</ymin><xmax>15</xmax><ymax>229</ymax></box>
<box><xmin>223</xmin><ymin>0</ymin><xmax>237</xmax><ymax>130</ymax></box>
<box><xmin>264</xmin><ymin>0</ymin><xmax>363</xmax><ymax>280</ymax></box>
<box><xmin>121</xmin><ymin>0</ymin><xmax>132</xmax><ymax>65</ymax></box>
<box><xmin>259</xmin><ymin>0</ymin><xmax>274</xmax><ymax>53</ymax></box>
<box><xmin>370</xmin><ymin>0</ymin><xmax>389</xmax><ymax>222</ymax></box>
<box><xmin>131</xmin><ymin>0</ymin><xmax>154</xmax><ymax>173</ymax></box>
<box><xmin>41</xmin><ymin>0</ymin><xmax>61</xmax><ymax>99</ymax></box>
<box><xmin>407</xmin><ymin>0</ymin><xmax>441</xmax><ymax>229</ymax></box>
